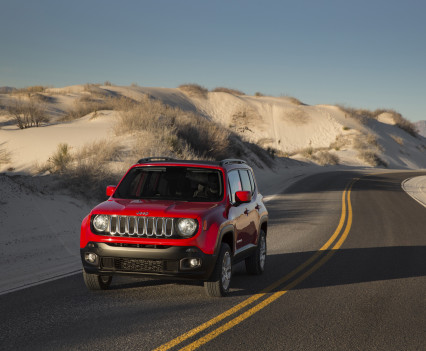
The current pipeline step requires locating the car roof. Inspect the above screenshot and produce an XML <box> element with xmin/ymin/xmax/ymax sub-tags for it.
<box><xmin>135</xmin><ymin>157</ymin><xmax>250</xmax><ymax>169</ymax></box>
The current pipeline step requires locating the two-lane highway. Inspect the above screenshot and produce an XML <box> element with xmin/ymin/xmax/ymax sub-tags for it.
<box><xmin>1</xmin><ymin>171</ymin><xmax>425</xmax><ymax>350</ymax></box>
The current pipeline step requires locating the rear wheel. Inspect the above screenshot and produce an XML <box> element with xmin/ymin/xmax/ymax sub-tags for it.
<box><xmin>245</xmin><ymin>230</ymin><xmax>266</xmax><ymax>275</ymax></box>
<box><xmin>83</xmin><ymin>270</ymin><xmax>112</xmax><ymax>290</ymax></box>
<box><xmin>204</xmin><ymin>243</ymin><xmax>232</xmax><ymax>297</ymax></box>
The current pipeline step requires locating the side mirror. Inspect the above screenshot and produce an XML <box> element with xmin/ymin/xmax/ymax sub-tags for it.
<box><xmin>106</xmin><ymin>185</ymin><xmax>116</xmax><ymax>197</ymax></box>
<box><xmin>235</xmin><ymin>190</ymin><xmax>252</xmax><ymax>203</ymax></box>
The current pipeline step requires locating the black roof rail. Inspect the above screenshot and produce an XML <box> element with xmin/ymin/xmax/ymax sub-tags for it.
<box><xmin>137</xmin><ymin>156</ymin><xmax>178</xmax><ymax>164</ymax></box>
<box><xmin>220</xmin><ymin>159</ymin><xmax>247</xmax><ymax>166</ymax></box>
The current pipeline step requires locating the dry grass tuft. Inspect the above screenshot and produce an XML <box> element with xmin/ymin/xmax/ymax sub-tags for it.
<box><xmin>301</xmin><ymin>146</ymin><xmax>314</xmax><ymax>158</ymax></box>
<box><xmin>62</xmin><ymin>95</ymin><xmax>136</xmax><ymax>121</ymax></box>
<box><xmin>178</xmin><ymin>84</ymin><xmax>209</xmax><ymax>98</ymax></box>
<box><xmin>390</xmin><ymin>135</ymin><xmax>404</xmax><ymax>146</ymax></box>
<box><xmin>352</xmin><ymin>133</ymin><xmax>387</xmax><ymax>167</ymax></box>
<box><xmin>281</xmin><ymin>95</ymin><xmax>306</xmax><ymax>105</ymax></box>
<box><xmin>358</xmin><ymin>151</ymin><xmax>387</xmax><ymax>167</ymax></box>
<box><xmin>338</xmin><ymin>105</ymin><xmax>418</xmax><ymax>137</ymax></box>
<box><xmin>38</xmin><ymin>141</ymin><xmax>123</xmax><ymax>200</ymax></box>
<box><xmin>38</xmin><ymin>143</ymin><xmax>73</xmax><ymax>174</ymax></box>
<box><xmin>13</xmin><ymin>85</ymin><xmax>47</xmax><ymax>96</ymax></box>
<box><xmin>212</xmin><ymin>87</ymin><xmax>245</xmax><ymax>95</ymax></box>
<box><xmin>315</xmin><ymin>151</ymin><xmax>339</xmax><ymax>165</ymax></box>
<box><xmin>116</xmin><ymin>96</ymin><xmax>235</xmax><ymax>160</ymax></box>
<box><xmin>389</xmin><ymin>110</ymin><xmax>418</xmax><ymax>137</ymax></box>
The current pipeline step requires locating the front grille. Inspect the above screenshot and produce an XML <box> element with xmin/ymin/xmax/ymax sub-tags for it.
<box><xmin>107</xmin><ymin>216</ymin><xmax>175</xmax><ymax>237</ymax></box>
<box><xmin>101</xmin><ymin>257</ymin><xmax>178</xmax><ymax>273</ymax></box>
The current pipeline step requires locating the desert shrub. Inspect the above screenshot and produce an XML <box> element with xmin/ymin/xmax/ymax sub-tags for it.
<box><xmin>266</xmin><ymin>147</ymin><xmax>277</xmax><ymax>159</ymax></box>
<box><xmin>178</xmin><ymin>84</ymin><xmax>208</xmax><ymax>98</ymax></box>
<box><xmin>342</xmin><ymin>126</ymin><xmax>350</xmax><ymax>130</ymax></box>
<box><xmin>366</xmin><ymin>133</ymin><xmax>379</xmax><ymax>147</ymax></box>
<box><xmin>0</xmin><ymin>87</ymin><xmax>16</xmax><ymax>94</ymax></box>
<box><xmin>231</xmin><ymin>106</ymin><xmax>260</xmax><ymax>127</ymax></box>
<box><xmin>330</xmin><ymin>135</ymin><xmax>351</xmax><ymax>151</ymax></box>
<box><xmin>76</xmin><ymin>140</ymin><xmax>122</xmax><ymax>162</ymax></box>
<box><xmin>104</xmin><ymin>81</ymin><xmax>112</xmax><ymax>86</ymax></box>
<box><xmin>32</xmin><ymin>93</ymin><xmax>56</xmax><ymax>103</ymax></box>
<box><xmin>254</xmin><ymin>92</ymin><xmax>264</xmax><ymax>97</ymax></box>
<box><xmin>389</xmin><ymin>110</ymin><xmax>418</xmax><ymax>137</ymax></box>
<box><xmin>39</xmin><ymin>140</ymin><xmax>124</xmax><ymax>200</ymax></box>
<box><xmin>359</xmin><ymin>150</ymin><xmax>387</xmax><ymax>167</ymax></box>
<box><xmin>301</xmin><ymin>147</ymin><xmax>314</xmax><ymax>158</ymax></box>
<box><xmin>116</xmin><ymin>97</ymin><xmax>232</xmax><ymax>160</ymax></box>
<box><xmin>13</xmin><ymin>85</ymin><xmax>47</xmax><ymax>95</ymax></box>
<box><xmin>62</xmin><ymin>95</ymin><xmax>136</xmax><ymax>121</ymax></box>
<box><xmin>39</xmin><ymin>143</ymin><xmax>73</xmax><ymax>173</ymax></box>
<box><xmin>315</xmin><ymin>151</ymin><xmax>339</xmax><ymax>165</ymax></box>
<box><xmin>337</xmin><ymin>105</ymin><xmax>385</xmax><ymax>124</ymax></box>
<box><xmin>390</xmin><ymin>135</ymin><xmax>404</xmax><ymax>146</ymax></box>
<box><xmin>7</xmin><ymin>98</ymin><xmax>49</xmax><ymax>128</ymax></box>
<box><xmin>338</xmin><ymin>105</ymin><xmax>418</xmax><ymax>136</ymax></box>
<box><xmin>63</xmin><ymin>160</ymin><xmax>121</xmax><ymax>200</ymax></box>
<box><xmin>280</xmin><ymin>95</ymin><xmax>305</xmax><ymax>105</ymax></box>
<box><xmin>212</xmin><ymin>87</ymin><xmax>245</xmax><ymax>95</ymax></box>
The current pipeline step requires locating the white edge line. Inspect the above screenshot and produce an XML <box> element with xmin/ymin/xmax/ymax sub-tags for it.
<box><xmin>0</xmin><ymin>270</ymin><xmax>81</xmax><ymax>296</ymax></box>
<box><xmin>401</xmin><ymin>177</ymin><xmax>426</xmax><ymax>209</ymax></box>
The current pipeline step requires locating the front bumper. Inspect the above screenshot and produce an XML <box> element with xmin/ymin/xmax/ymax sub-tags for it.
<box><xmin>81</xmin><ymin>242</ymin><xmax>216</xmax><ymax>280</ymax></box>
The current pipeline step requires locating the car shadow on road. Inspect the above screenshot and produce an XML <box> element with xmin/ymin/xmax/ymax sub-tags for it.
<box><xmin>229</xmin><ymin>246</ymin><xmax>426</xmax><ymax>296</ymax></box>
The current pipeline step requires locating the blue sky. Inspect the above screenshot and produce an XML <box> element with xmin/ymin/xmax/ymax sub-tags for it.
<box><xmin>1</xmin><ymin>0</ymin><xmax>425</xmax><ymax>121</ymax></box>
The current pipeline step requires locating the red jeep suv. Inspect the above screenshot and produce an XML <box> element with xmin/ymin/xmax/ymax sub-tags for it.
<box><xmin>80</xmin><ymin>157</ymin><xmax>268</xmax><ymax>296</ymax></box>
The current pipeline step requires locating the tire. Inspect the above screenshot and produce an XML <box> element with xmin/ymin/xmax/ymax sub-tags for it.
<box><xmin>204</xmin><ymin>243</ymin><xmax>232</xmax><ymax>297</ymax></box>
<box><xmin>83</xmin><ymin>270</ymin><xmax>112</xmax><ymax>290</ymax></box>
<box><xmin>245</xmin><ymin>230</ymin><xmax>266</xmax><ymax>275</ymax></box>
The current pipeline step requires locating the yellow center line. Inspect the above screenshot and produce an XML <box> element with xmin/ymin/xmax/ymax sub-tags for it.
<box><xmin>154</xmin><ymin>179</ymin><xmax>355</xmax><ymax>351</ymax></box>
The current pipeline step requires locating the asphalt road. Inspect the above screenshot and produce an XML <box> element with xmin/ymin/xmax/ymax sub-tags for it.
<box><xmin>1</xmin><ymin>170</ymin><xmax>425</xmax><ymax>350</ymax></box>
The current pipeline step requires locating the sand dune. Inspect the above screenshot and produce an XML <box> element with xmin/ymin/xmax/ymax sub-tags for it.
<box><xmin>1</xmin><ymin>84</ymin><xmax>426</xmax><ymax>294</ymax></box>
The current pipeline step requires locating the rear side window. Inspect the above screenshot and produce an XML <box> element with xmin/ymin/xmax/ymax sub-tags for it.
<box><xmin>247</xmin><ymin>170</ymin><xmax>256</xmax><ymax>194</ymax></box>
<box><xmin>227</xmin><ymin>170</ymin><xmax>242</xmax><ymax>203</ymax></box>
<box><xmin>239</xmin><ymin>170</ymin><xmax>252</xmax><ymax>193</ymax></box>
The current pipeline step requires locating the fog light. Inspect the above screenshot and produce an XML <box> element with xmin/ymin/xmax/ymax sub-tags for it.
<box><xmin>85</xmin><ymin>252</ymin><xmax>97</xmax><ymax>264</ymax></box>
<box><xmin>189</xmin><ymin>258</ymin><xmax>201</xmax><ymax>268</ymax></box>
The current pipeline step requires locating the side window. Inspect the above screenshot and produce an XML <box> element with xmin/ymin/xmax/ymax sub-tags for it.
<box><xmin>239</xmin><ymin>170</ymin><xmax>252</xmax><ymax>193</ymax></box>
<box><xmin>228</xmin><ymin>170</ymin><xmax>242</xmax><ymax>203</ymax></box>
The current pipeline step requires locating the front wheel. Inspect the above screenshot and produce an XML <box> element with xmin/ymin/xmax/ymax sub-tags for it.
<box><xmin>245</xmin><ymin>230</ymin><xmax>266</xmax><ymax>275</ymax></box>
<box><xmin>83</xmin><ymin>270</ymin><xmax>112</xmax><ymax>290</ymax></box>
<box><xmin>204</xmin><ymin>243</ymin><xmax>232</xmax><ymax>297</ymax></box>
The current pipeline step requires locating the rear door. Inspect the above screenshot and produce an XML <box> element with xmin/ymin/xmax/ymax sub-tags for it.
<box><xmin>227</xmin><ymin>170</ymin><xmax>247</xmax><ymax>251</ymax></box>
<box><xmin>238</xmin><ymin>169</ymin><xmax>259</xmax><ymax>246</ymax></box>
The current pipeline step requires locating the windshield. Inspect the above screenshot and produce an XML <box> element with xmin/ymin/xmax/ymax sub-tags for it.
<box><xmin>114</xmin><ymin>166</ymin><xmax>224</xmax><ymax>202</ymax></box>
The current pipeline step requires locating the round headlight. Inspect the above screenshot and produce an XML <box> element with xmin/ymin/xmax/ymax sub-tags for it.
<box><xmin>177</xmin><ymin>218</ymin><xmax>198</xmax><ymax>237</ymax></box>
<box><xmin>93</xmin><ymin>214</ymin><xmax>109</xmax><ymax>232</ymax></box>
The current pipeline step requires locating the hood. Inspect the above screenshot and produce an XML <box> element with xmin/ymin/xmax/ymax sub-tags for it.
<box><xmin>91</xmin><ymin>198</ymin><xmax>221</xmax><ymax>218</ymax></box>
